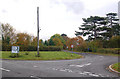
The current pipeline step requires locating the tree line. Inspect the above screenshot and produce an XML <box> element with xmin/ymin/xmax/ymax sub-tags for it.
<box><xmin>1</xmin><ymin>23</ymin><xmax>85</xmax><ymax>51</ymax></box>
<box><xmin>75</xmin><ymin>12</ymin><xmax>120</xmax><ymax>54</ymax></box>
<box><xmin>1</xmin><ymin>12</ymin><xmax>120</xmax><ymax>53</ymax></box>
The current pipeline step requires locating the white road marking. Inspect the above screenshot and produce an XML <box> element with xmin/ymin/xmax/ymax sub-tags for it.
<box><xmin>0</xmin><ymin>68</ymin><xmax>10</xmax><ymax>72</ymax></box>
<box><xmin>66</xmin><ymin>69</ymin><xmax>73</xmax><ymax>72</ymax></box>
<box><xmin>85</xmin><ymin>63</ymin><xmax>91</xmax><ymax>65</ymax></box>
<box><xmin>52</xmin><ymin>68</ymin><xmax>74</xmax><ymax>73</ymax></box>
<box><xmin>78</xmin><ymin>72</ymin><xmax>86</xmax><ymax>75</ymax></box>
<box><xmin>33</xmin><ymin>66</ymin><xmax>38</xmax><ymax>67</ymax></box>
<box><xmin>100</xmin><ymin>56</ymin><xmax>104</xmax><ymax>57</ymax></box>
<box><xmin>78</xmin><ymin>71</ymin><xmax>91</xmax><ymax>75</ymax></box>
<box><xmin>78</xmin><ymin>71</ymin><xmax>100</xmax><ymax>77</ymax></box>
<box><xmin>83</xmin><ymin>71</ymin><xmax>91</xmax><ymax>74</ymax></box>
<box><xmin>98</xmin><ymin>74</ymin><xmax>105</xmax><ymax>77</ymax></box>
<box><xmin>30</xmin><ymin>75</ymin><xmax>35</xmax><ymax>77</ymax></box>
<box><xmin>59</xmin><ymin>69</ymin><xmax>66</xmax><ymax>72</ymax></box>
<box><xmin>52</xmin><ymin>68</ymin><xmax>58</xmax><ymax>70</ymax></box>
<box><xmin>52</xmin><ymin>67</ymin><xmax>107</xmax><ymax>77</ymax></box>
<box><xmin>70</xmin><ymin>63</ymin><xmax>91</xmax><ymax>68</ymax></box>
<box><xmin>89</xmin><ymin>73</ymin><xmax>99</xmax><ymax>77</ymax></box>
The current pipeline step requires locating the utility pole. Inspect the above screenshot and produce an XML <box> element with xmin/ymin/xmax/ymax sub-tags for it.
<box><xmin>37</xmin><ymin>7</ymin><xmax>40</xmax><ymax>57</ymax></box>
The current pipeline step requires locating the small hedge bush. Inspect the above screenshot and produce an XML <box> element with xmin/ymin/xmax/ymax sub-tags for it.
<box><xmin>24</xmin><ymin>51</ymin><xmax>29</xmax><ymax>55</ymax></box>
<box><xmin>40</xmin><ymin>46</ymin><xmax>63</xmax><ymax>51</ymax></box>
<box><xmin>9</xmin><ymin>53</ymin><xmax>21</xmax><ymax>58</ymax></box>
<box><xmin>2</xmin><ymin>45</ymin><xmax>63</xmax><ymax>51</ymax></box>
<box><xmin>97</xmin><ymin>48</ymin><xmax>120</xmax><ymax>54</ymax></box>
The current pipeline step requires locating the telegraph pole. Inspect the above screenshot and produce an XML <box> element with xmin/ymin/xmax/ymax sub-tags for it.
<box><xmin>37</xmin><ymin>7</ymin><xmax>40</xmax><ymax>57</ymax></box>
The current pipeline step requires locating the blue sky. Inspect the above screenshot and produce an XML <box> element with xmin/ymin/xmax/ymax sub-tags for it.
<box><xmin>0</xmin><ymin>0</ymin><xmax>119</xmax><ymax>40</ymax></box>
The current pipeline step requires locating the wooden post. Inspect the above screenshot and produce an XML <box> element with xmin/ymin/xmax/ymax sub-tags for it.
<box><xmin>37</xmin><ymin>7</ymin><xmax>40</xmax><ymax>57</ymax></box>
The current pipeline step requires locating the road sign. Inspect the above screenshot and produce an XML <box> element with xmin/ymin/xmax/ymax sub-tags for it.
<box><xmin>67</xmin><ymin>46</ymin><xmax>68</xmax><ymax>49</ymax></box>
<box><xmin>71</xmin><ymin>45</ymin><xmax>74</xmax><ymax>48</ymax></box>
<box><xmin>12</xmin><ymin>46</ymin><xmax>19</xmax><ymax>53</ymax></box>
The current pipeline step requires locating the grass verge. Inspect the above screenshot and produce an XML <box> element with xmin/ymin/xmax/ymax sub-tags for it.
<box><xmin>111</xmin><ymin>63</ymin><xmax>120</xmax><ymax>72</ymax></box>
<box><xmin>85</xmin><ymin>52</ymin><xmax>120</xmax><ymax>56</ymax></box>
<box><xmin>73</xmin><ymin>51</ymin><xmax>120</xmax><ymax>56</ymax></box>
<box><xmin>0</xmin><ymin>51</ymin><xmax>83</xmax><ymax>60</ymax></box>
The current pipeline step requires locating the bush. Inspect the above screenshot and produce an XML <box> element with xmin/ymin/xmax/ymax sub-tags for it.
<box><xmin>40</xmin><ymin>46</ymin><xmax>63</xmax><ymax>51</ymax></box>
<box><xmin>24</xmin><ymin>51</ymin><xmax>29</xmax><ymax>55</ymax></box>
<box><xmin>2</xmin><ymin>45</ymin><xmax>62</xmax><ymax>51</ymax></box>
<box><xmin>2</xmin><ymin>45</ymin><xmax>11</xmax><ymax>51</ymax></box>
<box><xmin>76</xmin><ymin>42</ymin><xmax>88</xmax><ymax>52</ymax></box>
<box><xmin>87</xmin><ymin>40</ymin><xmax>103</xmax><ymax>52</ymax></box>
<box><xmin>97</xmin><ymin>48</ymin><xmax>120</xmax><ymax>54</ymax></box>
<box><xmin>9</xmin><ymin>53</ymin><xmax>21</xmax><ymax>58</ymax></box>
<box><xmin>108</xmin><ymin>36</ymin><xmax>120</xmax><ymax>48</ymax></box>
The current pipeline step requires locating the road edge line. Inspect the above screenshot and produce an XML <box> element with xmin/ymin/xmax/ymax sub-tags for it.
<box><xmin>109</xmin><ymin>64</ymin><xmax>120</xmax><ymax>74</ymax></box>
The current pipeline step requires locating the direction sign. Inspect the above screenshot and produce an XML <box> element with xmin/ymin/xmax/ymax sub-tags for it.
<box><xmin>66</xmin><ymin>46</ymin><xmax>68</xmax><ymax>49</ymax></box>
<box><xmin>71</xmin><ymin>45</ymin><xmax>74</xmax><ymax>48</ymax></box>
<box><xmin>12</xmin><ymin>46</ymin><xmax>19</xmax><ymax>53</ymax></box>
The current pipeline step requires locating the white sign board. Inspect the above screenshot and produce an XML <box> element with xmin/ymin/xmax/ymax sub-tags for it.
<box><xmin>71</xmin><ymin>45</ymin><xmax>74</xmax><ymax>48</ymax></box>
<box><xmin>67</xmin><ymin>46</ymin><xmax>68</xmax><ymax>48</ymax></box>
<box><xmin>12</xmin><ymin>46</ymin><xmax>19</xmax><ymax>53</ymax></box>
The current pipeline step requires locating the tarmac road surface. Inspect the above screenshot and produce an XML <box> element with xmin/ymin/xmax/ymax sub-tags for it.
<box><xmin>1</xmin><ymin>51</ymin><xmax>119</xmax><ymax>78</ymax></box>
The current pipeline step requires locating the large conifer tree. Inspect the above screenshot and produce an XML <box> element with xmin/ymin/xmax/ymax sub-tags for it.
<box><xmin>75</xmin><ymin>13</ymin><xmax>120</xmax><ymax>41</ymax></box>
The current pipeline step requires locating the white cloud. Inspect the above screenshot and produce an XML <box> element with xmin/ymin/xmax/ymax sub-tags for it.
<box><xmin>0</xmin><ymin>0</ymin><xmax>119</xmax><ymax>40</ymax></box>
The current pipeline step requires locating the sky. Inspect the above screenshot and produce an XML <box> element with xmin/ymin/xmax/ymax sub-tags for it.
<box><xmin>0</xmin><ymin>0</ymin><xmax>119</xmax><ymax>40</ymax></box>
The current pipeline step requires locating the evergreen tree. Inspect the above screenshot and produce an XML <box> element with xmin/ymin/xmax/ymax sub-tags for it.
<box><xmin>44</xmin><ymin>40</ymin><xmax>49</xmax><ymax>46</ymax></box>
<box><xmin>61</xmin><ymin>34</ymin><xmax>67</xmax><ymax>37</ymax></box>
<box><xmin>75</xmin><ymin>13</ymin><xmax>120</xmax><ymax>41</ymax></box>
<box><xmin>106</xmin><ymin>13</ymin><xmax>119</xmax><ymax>38</ymax></box>
<box><xmin>75</xmin><ymin>16</ymin><xmax>106</xmax><ymax>40</ymax></box>
<box><xmin>49</xmin><ymin>38</ymin><xmax>55</xmax><ymax>46</ymax></box>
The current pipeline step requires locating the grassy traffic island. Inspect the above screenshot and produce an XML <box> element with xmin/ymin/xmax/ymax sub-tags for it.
<box><xmin>1</xmin><ymin>51</ymin><xmax>83</xmax><ymax>60</ymax></box>
<box><xmin>111</xmin><ymin>63</ymin><xmax>120</xmax><ymax>73</ymax></box>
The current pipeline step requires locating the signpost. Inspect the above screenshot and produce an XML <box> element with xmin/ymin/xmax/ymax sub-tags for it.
<box><xmin>11</xmin><ymin>46</ymin><xmax>19</xmax><ymax>53</ymax></box>
<box><xmin>67</xmin><ymin>46</ymin><xmax>68</xmax><ymax>49</ymax></box>
<box><xmin>71</xmin><ymin>45</ymin><xmax>74</xmax><ymax>51</ymax></box>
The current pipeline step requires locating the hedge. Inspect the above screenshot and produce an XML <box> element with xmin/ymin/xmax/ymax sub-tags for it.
<box><xmin>40</xmin><ymin>46</ymin><xmax>63</xmax><ymax>51</ymax></box>
<box><xmin>96</xmin><ymin>48</ymin><xmax>120</xmax><ymax>54</ymax></box>
<box><xmin>2</xmin><ymin>45</ymin><xmax>63</xmax><ymax>51</ymax></box>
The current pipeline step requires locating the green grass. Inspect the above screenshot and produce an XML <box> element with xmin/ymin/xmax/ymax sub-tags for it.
<box><xmin>0</xmin><ymin>51</ymin><xmax>83</xmax><ymax>60</ymax></box>
<box><xmin>86</xmin><ymin>52</ymin><xmax>120</xmax><ymax>56</ymax></box>
<box><xmin>111</xmin><ymin>63</ymin><xmax>120</xmax><ymax>72</ymax></box>
<box><xmin>73</xmin><ymin>50</ymin><xmax>120</xmax><ymax>56</ymax></box>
